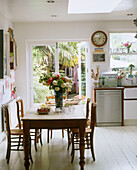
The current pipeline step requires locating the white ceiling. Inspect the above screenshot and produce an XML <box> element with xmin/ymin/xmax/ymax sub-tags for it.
<box><xmin>0</xmin><ymin>0</ymin><xmax>137</xmax><ymax>23</ymax></box>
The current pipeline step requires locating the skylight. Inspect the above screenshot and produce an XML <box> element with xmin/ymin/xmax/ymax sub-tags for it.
<box><xmin>68</xmin><ymin>0</ymin><xmax>122</xmax><ymax>14</ymax></box>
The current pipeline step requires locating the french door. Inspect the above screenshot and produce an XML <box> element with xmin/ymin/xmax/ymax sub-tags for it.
<box><xmin>30</xmin><ymin>41</ymin><xmax>88</xmax><ymax>105</ymax></box>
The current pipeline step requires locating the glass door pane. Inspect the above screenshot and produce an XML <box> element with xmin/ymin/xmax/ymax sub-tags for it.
<box><xmin>58</xmin><ymin>41</ymin><xmax>86</xmax><ymax>99</ymax></box>
<box><xmin>32</xmin><ymin>45</ymin><xmax>55</xmax><ymax>103</ymax></box>
<box><xmin>78</xmin><ymin>42</ymin><xmax>86</xmax><ymax>99</ymax></box>
<box><xmin>80</xmin><ymin>43</ymin><xmax>86</xmax><ymax>97</ymax></box>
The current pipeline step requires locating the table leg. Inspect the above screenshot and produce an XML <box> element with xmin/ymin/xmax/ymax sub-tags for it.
<box><xmin>23</xmin><ymin>121</ymin><xmax>30</xmax><ymax>170</ymax></box>
<box><xmin>79</xmin><ymin>125</ymin><xmax>85</xmax><ymax>170</ymax></box>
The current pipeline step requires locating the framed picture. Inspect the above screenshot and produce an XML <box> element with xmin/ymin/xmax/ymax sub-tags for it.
<box><xmin>4</xmin><ymin>33</ymin><xmax>10</xmax><ymax>76</ymax></box>
<box><xmin>92</xmin><ymin>53</ymin><xmax>106</xmax><ymax>63</ymax></box>
<box><xmin>0</xmin><ymin>30</ymin><xmax>10</xmax><ymax>79</ymax></box>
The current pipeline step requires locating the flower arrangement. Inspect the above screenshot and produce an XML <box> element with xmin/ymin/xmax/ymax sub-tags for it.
<box><xmin>118</xmin><ymin>70</ymin><xmax>126</xmax><ymax>79</ymax></box>
<box><xmin>91</xmin><ymin>67</ymin><xmax>99</xmax><ymax>80</ymax></box>
<box><xmin>39</xmin><ymin>71</ymin><xmax>72</xmax><ymax>93</ymax></box>
<box><xmin>91</xmin><ymin>67</ymin><xmax>99</xmax><ymax>86</ymax></box>
<box><xmin>121</xmin><ymin>42</ymin><xmax>132</xmax><ymax>48</ymax></box>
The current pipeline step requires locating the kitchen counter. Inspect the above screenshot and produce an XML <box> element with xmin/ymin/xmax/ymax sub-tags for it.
<box><xmin>122</xmin><ymin>85</ymin><xmax>137</xmax><ymax>88</ymax></box>
<box><xmin>93</xmin><ymin>87</ymin><xmax>124</xmax><ymax>90</ymax></box>
<box><xmin>93</xmin><ymin>86</ymin><xmax>137</xmax><ymax>90</ymax></box>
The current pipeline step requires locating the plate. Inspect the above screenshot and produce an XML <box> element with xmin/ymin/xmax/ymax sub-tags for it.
<box><xmin>64</xmin><ymin>100</ymin><xmax>80</xmax><ymax>105</ymax></box>
<box><xmin>45</xmin><ymin>101</ymin><xmax>55</xmax><ymax>106</ymax></box>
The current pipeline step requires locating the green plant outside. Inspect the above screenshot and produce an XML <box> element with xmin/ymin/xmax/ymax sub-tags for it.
<box><xmin>32</xmin><ymin>42</ymin><xmax>86</xmax><ymax>103</ymax></box>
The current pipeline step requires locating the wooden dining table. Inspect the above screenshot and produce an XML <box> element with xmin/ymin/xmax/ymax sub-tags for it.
<box><xmin>22</xmin><ymin>104</ymin><xmax>87</xmax><ymax>170</ymax></box>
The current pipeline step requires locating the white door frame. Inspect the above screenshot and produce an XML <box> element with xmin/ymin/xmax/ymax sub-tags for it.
<box><xmin>27</xmin><ymin>41</ymin><xmax>57</xmax><ymax>108</ymax></box>
<box><xmin>27</xmin><ymin>40</ymin><xmax>90</xmax><ymax>109</ymax></box>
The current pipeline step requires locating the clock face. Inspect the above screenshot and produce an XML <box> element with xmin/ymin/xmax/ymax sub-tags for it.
<box><xmin>91</xmin><ymin>31</ymin><xmax>107</xmax><ymax>47</ymax></box>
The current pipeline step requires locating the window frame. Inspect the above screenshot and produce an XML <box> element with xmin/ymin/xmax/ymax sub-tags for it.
<box><xmin>109</xmin><ymin>32</ymin><xmax>137</xmax><ymax>70</ymax></box>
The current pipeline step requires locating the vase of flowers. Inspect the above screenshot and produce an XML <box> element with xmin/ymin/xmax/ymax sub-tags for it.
<box><xmin>39</xmin><ymin>71</ymin><xmax>72</xmax><ymax>109</ymax></box>
<box><xmin>54</xmin><ymin>89</ymin><xmax>63</xmax><ymax>109</ymax></box>
<box><xmin>121</xmin><ymin>42</ymin><xmax>132</xmax><ymax>53</ymax></box>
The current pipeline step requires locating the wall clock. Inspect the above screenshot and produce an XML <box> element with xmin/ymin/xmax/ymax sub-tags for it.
<box><xmin>91</xmin><ymin>31</ymin><xmax>107</xmax><ymax>47</ymax></box>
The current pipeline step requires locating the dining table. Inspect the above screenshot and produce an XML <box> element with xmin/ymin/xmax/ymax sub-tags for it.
<box><xmin>22</xmin><ymin>104</ymin><xmax>87</xmax><ymax>170</ymax></box>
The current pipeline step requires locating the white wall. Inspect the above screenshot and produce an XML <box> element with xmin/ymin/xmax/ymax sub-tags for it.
<box><xmin>0</xmin><ymin>12</ymin><xmax>13</xmax><ymax>31</ymax></box>
<box><xmin>0</xmin><ymin>12</ymin><xmax>13</xmax><ymax>143</ymax></box>
<box><xmin>14</xmin><ymin>20</ymin><xmax>136</xmax><ymax>111</ymax></box>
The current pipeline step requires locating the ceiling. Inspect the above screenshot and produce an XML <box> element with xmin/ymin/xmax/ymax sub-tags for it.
<box><xmin>0</xmin><ymin>0</ymin><xmax>137</xmax><ymax>23</ymax></box>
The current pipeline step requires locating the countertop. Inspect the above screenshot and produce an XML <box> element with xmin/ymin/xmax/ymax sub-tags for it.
<box><xmin>93</xmin><ymin>86</ymin><xmax>137</xmax><ymax>90</ymax></box>
<box><xmin>93</xmin><ymin>87</ymin><xmax>124</xmax><ymax>90</ymax></box>
<box><xmin>122</xmin><ymin>86</ymin><xmax>137</xmax><ymax>88</ymax></box>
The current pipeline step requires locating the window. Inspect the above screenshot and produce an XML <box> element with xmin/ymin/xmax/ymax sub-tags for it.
<box><xmin>32</xmin><ymin>45</ymin><xmax>55</xmax><ymax>103</ymax></box>
<box><xmin>110</xmin><ymin>33</ymin><xmax>137</xmax><ymax>72</ymax></box>
<box><xmin>32</xmin><ymin>42</ymin><xmax>87</xmax><ymax>103</ymax></box>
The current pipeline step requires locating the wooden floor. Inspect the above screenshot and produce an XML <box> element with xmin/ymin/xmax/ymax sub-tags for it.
<box><xmin>0</xmin><ymin>126</ymin><xmax>137</xmax><ymax>170</ymax></box>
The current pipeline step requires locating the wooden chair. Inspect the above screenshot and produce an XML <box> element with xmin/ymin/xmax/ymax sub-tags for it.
<box><xmin>67</xmin><ymin>98</ymin><xmax>91</xmax><ymax>151</ymax></box>
<box><xmin>2</xmin><ymin>103</ymin><xmax>33</xmax><ymax>164</ymax></box>
<box><xmin>71</xmin><ymin>102</ymin><xmax>96</xmax><ymax>163</ymax></box>
<box><xmin>16</xmin><ymin>99</ymin><xmax>43</xmax><ymax>151</ymax></box>
<box><xmin>46</xmin><ymin>95</ymin><xmax>66</xmax><ymax>143</ymax></box>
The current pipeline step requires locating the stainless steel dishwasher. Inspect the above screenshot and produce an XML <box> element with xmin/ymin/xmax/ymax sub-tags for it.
<box><xmin>96</xmin><ymin>90</ymin><xmax>122</xmax><ymax>126</ymax></box>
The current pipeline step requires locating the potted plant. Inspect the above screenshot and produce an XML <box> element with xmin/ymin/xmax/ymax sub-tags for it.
<box><xmin>128</xmin><ymin>64</ymin><xmax>135</xmax><ymax>76</ymax></box>
<box><xmin>121</xmin><ymin>42</ymin><xmax>132</xmax><ymax>53</ymax></box>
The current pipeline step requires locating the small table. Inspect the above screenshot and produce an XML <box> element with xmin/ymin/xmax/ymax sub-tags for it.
<box><xmin>22</xmin><ymin>105</ymin><xmax>87</xmax><ymax>170</ymax></box>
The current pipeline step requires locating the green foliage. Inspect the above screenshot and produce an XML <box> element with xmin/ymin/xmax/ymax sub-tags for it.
<box><xmin>33</xmin><ymin>75</ymin><xmax>54</xmax><ymax>103</ymax></box>
<box><xmin>128</xmin><ymin>64</ymin><xmax>135</xmax><ymax>70</ymax></box>
<box><xmin>58</xmin><ymin>42</ymin><xmax>79</xmax><ymax>68</ymax></box>
<box><xmin>32</xmin><ymin>42</ymin><xmax>86</xmax><ymax>103</ymax></box>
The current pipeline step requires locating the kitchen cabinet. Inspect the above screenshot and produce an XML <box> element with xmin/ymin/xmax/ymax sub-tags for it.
<box><xmin>124</xmin><ymin>88</ymin><xmax>137</xmax><ymax>119</ymax></box>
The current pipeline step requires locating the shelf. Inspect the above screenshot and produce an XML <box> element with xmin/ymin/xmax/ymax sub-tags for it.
<box><xmin>110</xmin><ymin>52</ymin><xmax>137</xmax><ymax>55</ymax></box>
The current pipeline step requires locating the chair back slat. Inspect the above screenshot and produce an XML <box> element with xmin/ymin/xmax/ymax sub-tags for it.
<box><xmin>90</xmin><ymin>103</ymin><xmax>96</xmax><ymax>132</ymax></box>
<box><xmin>86</xmin><ymin>98</ymin><xmax>91</xmax><ymax>120</ymax></box>
<box><xmin>16</xmin><ymin>101</ymin><xmax>21</xmax><ymax>129</ymax></box>
<box><xmin>16</xmin><ymin>99</ymin><xmax>24</xmax><ymax>129</ymax></box>
<box><xmin>18</xmin><ymin>99</ymin><xmax>24</xmax><ymax>117</ymax></box>
<box><xmin>2</xmin><ymin>105</ymin><xmax>11</xmax><ymax>136</ymax></box>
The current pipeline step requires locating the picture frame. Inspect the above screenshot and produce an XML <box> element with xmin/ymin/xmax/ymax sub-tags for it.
<box><xmin>92</xmin><ymin>53</ymin><xmax>106</xmax><ymax>63</ymax></box>
<box><xmin>4</xmin><ymin>32</ymin><xmax>10</xmax><ymax>76</ymax></box>
<box><xmin>0</xmin><ymin>30</ymin><xmax>10</xmax><ymax>79</ymax></box>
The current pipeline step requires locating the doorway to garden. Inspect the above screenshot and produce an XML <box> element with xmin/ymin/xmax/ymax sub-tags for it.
<box><xmin>31</xmin><ymin>41</ymin><xmax>87</xmax><ymax>103</ymax></box>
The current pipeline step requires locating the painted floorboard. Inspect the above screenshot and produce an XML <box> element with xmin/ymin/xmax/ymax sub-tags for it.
<box><xmin>0</xmin><ymin>126</ymin><xmax>137</xmax><ymax>170</ymax></box>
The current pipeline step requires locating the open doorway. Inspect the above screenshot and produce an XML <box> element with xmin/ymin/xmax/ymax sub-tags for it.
<box><xmin>32</xmin><ymin>41</ymin><xmax>87</xmax><ymax>103</ymax></box>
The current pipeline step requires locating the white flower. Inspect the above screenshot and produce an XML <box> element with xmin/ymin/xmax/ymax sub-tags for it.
<box><xmin>61</xmin><ymin>83</ymin><xmax>66</xmax><ymax>88</ymax></box>
<box><xmin>66</xmin><ymin>82</ymin><xmax>69</xmax><ymax>87</ymax></box>
<box><xmin>53</xmin><ymin>80</ymin><xmax>58</xmax><ymax>85</ymax></box>
<box><xmin>68</xmin><ymin>88</ymin><xmax>71</xmax><ymax>92</ymax></box>
<box><xmin>55</xmin><ymin>87</ymin><xmax>60</xmax><ymax>91</ymax></box>
<box><xmin>68</xmin><ymin>85</ymin><xmax>72</xmax><ymax>88</ymax></box>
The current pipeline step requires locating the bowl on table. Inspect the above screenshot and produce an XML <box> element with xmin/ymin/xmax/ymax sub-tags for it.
<box><xmin>37</xmin><ymin>104</ymin><xmax>51</xmax><ymax>114</ymax></box>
